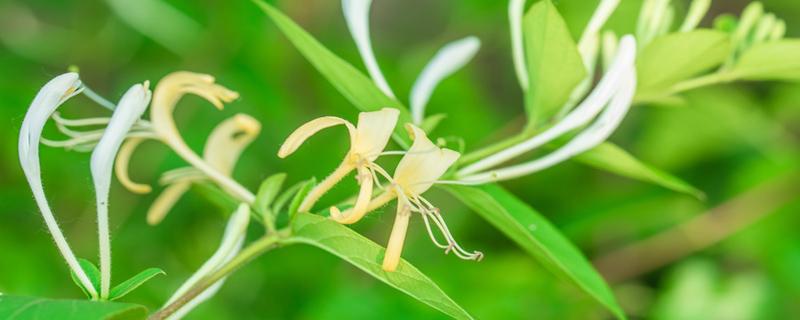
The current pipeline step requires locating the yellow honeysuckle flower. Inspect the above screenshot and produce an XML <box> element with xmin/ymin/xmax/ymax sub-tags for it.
<box><xmin>278</xmin><ymin>108</ymin><xmax>399</xmax><ymax>216</ymax></box>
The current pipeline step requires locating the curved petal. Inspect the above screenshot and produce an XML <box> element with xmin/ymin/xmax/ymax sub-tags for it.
<box><xmin>353</xmin><ymin>108</ymin><xmax>399</xmax><ymax>160</ymax></box>
<box><xmin>457</xmin><ymin>35</ymin><xmax>637</xmax><ymax>176</ymax></box>
<box><xmin>330</xmin><ymin>165</ymin><xmax>374</xmax><ymax>224</ymax></box>
<box><xmin>278</xmin><ymin>116</ymin><xmax>356</xmax><ymax>158</ymax></box>
<box><xmin>91</xmin><ymin>82</ymin><xmax>152</xmax><ymax>298</ymax></box>
<box><xmin>18</xmin><ymin>72</ymin><xmax>97</xmax><ymax>297</ymax></box>
<box><xmin>203</xmin><ymin>114</ymin><xmax>261</xmax><ymax>175</ymax></box>
<box><xmin>114</xmin><ymin>138</ymin><xmax>152</xmax><ymax>194</ymax></box>
<box><xmin>410</xmin><ymin>37</ymin><xmax>481</xmax><ymax>125</ymax></box>
<box><xmin>509</xmin><ymin>0</ymin><xmax>528</xmax><ymax>90</ymax></box>
<box><xmin>394</xmin><ymin>124</ymin><xmax>460</xmax><ymax>195</ymax></box>
<box><xmin>342</xmin><ymin>0</ymin><xmax>395</xmax><ymax>98</ymax></box>
<box><xmin>146</xmin><ymin>182</ymin><xmax>192</xmax><ymax>225</ymax></box>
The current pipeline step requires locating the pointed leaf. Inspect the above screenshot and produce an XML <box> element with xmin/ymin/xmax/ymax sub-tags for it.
<box><xmin>636</xmin><ymin>30</ymin><xmax>732</xmax><ymax>99</ymax></box>
<box><xmin>443</xmin><ymin>184</ymin><xmax>626</xmax><ymax>319</ymax></box>
<box><xmin>730</xmin><ymin>40</ymin><xmax>800</xmax><ymax>81</ymax></box>
<box><xmin>108</xmin><ymin>268</ymin><xmax>165</xmax><ymax>301</ymax></box>
<box><xmin>288</xmin><ymin>178</ymin><xmax>316</xmax><ymax>223</ymax></box>
<box><xmin>255</xmin><ymin>173</ymin><xmax>287</xmax><ymax>214</ymax></box>
<box><xmin>574</xmin><ymin>142</ymin><xmax>704</xmax><ymax>199</ymax></box>
<box><xmin>70</xmin><ymin>258</ymin><xmax>101</xmax><ymax>299</ymax></box>
<box><xmin>0</xmin><ymin>295</ymin><xmax>147</xmax><ymax>320</ymax></box>
<box><xmin>523</xmin><ymin>0</ymin><xmax>587</xmax><ymax>128</ymax></box>
<box><xmin>285</xmin><ymin>212</ymin><xmax>473</xmax><ymax>320</ymax></box>
<box><xmin>255</xmin><ymin>1</ymin><xmax>412</xmax><ymax>146</ymax></box>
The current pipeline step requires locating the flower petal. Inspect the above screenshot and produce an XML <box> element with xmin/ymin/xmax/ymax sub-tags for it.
<box><xmin>146</xmin><ymin>182</ymin><xmax>192</xmax><ymax>225</ymax></box>
<box><xmin>18</xmin><ymin>72</ymin><xmax>98</xmax><ymax>297</ymax></box>
<box><xmin>509</xmin><ymin>0</ymin><xmax>528</xmax><ymax>90</ymax></box>
<box><xmin>382</xmin><ymin>203</ymin><xmax>411</xmax><ymax>272</ymax></box>
<box><xmin>203</xmin><ymin>114</ymin><xmax>261</xmax><ymax>175</ymax></box>
<box><xmin>353</xmin><ymin>108</ymin><xmax>399</xmax><ymax>160</ymax></box>
<box><xmin>278</xmin><ymin>116</ymin><xmax>356</xmax><ymax>158</ymax></box>
<box><xmin>91</xmin><ymin>82</ymin><xmax>152</xmax><ymax>298</ymax></box>
<box><xmin>342</xmin><ymin>0</ymin><xmax>395</xmax><ymax>98</ymax></box>
<box><xmin>114</xmin><ymin>138</ymin><xmax>153</xmax><ymax>194</ymax></box>
<box><xmin>330</xmin><ymin>165</ymin><xmax>374</xmax><ymax>224</ymax></box>
<box><xmin>410</xmin><ymin>37</ymin><xmax>480</xmax><ymax>125</ymax></box>
<box><xmin>394</xmin><ymin>124</ymin><xmax>459</xmax><ymax>195</ymax></box>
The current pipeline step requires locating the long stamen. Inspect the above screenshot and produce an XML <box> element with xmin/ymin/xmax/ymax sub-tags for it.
<box><xmin>415</xmin><ymin>196</ymin><xmax>483</xmax><ymax>261</ymax></box>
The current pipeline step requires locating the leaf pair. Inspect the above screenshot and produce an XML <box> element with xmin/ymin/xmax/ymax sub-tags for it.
<box><xmin>70</xmin><ymin>259</ymin><xmax>164</xmax><ymax>301</ymax></box>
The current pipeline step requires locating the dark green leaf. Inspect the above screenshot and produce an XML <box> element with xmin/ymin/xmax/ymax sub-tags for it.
<box><xmin>70</xmin><ymin>258</ymin><xmax>101</xmax><ymax>299</ymax></box>
<box><xmin>255</xmin><ymin>173</ymin><xmax>287</xmax><ymax>215</ymax></box>
<box><xmin>0</xmin><ymin>295</ymin><xmax>147</xmax><ymax>320</ymax></box>
<box><xmin>523</xmin><ymin>0</ymin><xmax>586</xmax><ymax>128</ymax></box>
<box><xmin>731</xmin><ymin>40</ymin><xmax>800</xmax><ymax>81</ymax></box>
<box><xmin>288</xmin><ymin>178</ymin><xmax>316</xmax><ymax>222</ymax></box>
<box><xmin>574</xmin><ymin>142</ymin><xmax>704</xmax><ymax>199</ymax></box>
<box><xmin>285</xmin><ymin>212</ymin><xmax>473</xmax><ymax>320</ymax></box>
<box><xmin>108</xmin><ymin>268</ymin><xmax>165</xmax><ymax>301</ymax></box>
<box><xmin>637</xmin><ymin>30</ymin><xmax>732</xmax><ymax>98</ymax></box>
<box><xmin>443</xmin><ymin>184</ymin><xmax>626</xmax><ymax>319</ymax></box>
<box><xmin>255</xmin><ymin>0</ymin><xmax>412</xmax><ymax>146</ymax></box>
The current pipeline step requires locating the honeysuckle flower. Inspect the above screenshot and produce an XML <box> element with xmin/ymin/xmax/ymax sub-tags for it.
<box><xmin>147</xmin><ymin>114</ymin><xmax>261</xmax><ymax>225</ymax></box>
<box><xmin>679</xmin><ymin>0</ymin><xmax>711</xmax><ymax>32</ymax></box>
<box><xmin>328</xmin><ymin>124</ymin><xmax>482</xmax><ymax>271</ymax></box>
<box><xmin>342</xmin><ymin>0</ymin><xmax>480</xmax><ymax>125</ymax></box>
<box><xmin>456</xmin><ymin>36</ymin><xmax>638</xmax><ymax>183</ymax></box>
<box><xmin>18</xmin><ymin>72</ymin><xmax>97</xmax><ymax>297</ymax></box>
<box><xmin>278</xmin><ymin>108</ymin><xmax>399</xmax><ymax>216</ymax></box>
<box><xmin>164</xmin><ymin>203</ymin><xmax>250</xmax><ymax>320</ymax></box>
<box><xmin>146</xmin><ymin>71</ymin><xmax>256</xmax><ymax>204</ymax></box>
<box><xmin>90</xmin><ymin>81</ymin><xmax>152</xmax><ymax>299</ymax></box>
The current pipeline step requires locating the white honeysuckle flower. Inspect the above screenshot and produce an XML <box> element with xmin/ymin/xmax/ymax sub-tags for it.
<box><xmin>410</xmin><ymin>36</ymin><xmax>481</xmax><ymax>125</ymax></box>
<box><xmin>149</xmin><ymin>71</ymin><xmax>256</xmax><ymax>204</ymax></box>
<box><xmin>679</xmin><ymin>0</ymin><xmax>712</xmax><ymax>32</ymax></box>
<box><xmin>90</xmin><ymin>81</ymin><xmax>153</xmax><ymax>299</ymax></box>
<box><xmin>342</xmin><ymin>0</ymin><xmax>395</xmax><ymax>98</ymax></box>
<box><xmin>456</xmin><ymin>35</ymin><xmax>638</xmax><ymax>183</ymax></box>
<box><xmin>770</xmin><ymin>20</ymin><xmax>786</xmax><ymax>40</ymax></box>
<box><xmin>278</xmin><ymin>108</ymin><xmax>399</xmax><ymax>216</ymax></box>
<box><xmin>601</xmin><ymin>31</ymin><xmax>619</xmax><ymax>71</ymax></box>
<box><xmin>147</xmin><ymin>114</ymin><xmax>261</xmax><ymax>225</ymax></box>
<box><xmin>165</xmin><ymin>203</ymin><xmax>251</xmax><ymax>320</ymax></box>
<box><xmin>18</xmin><ymin>72</ymin><xmax>98</xmax><ymax>298</ymax></box>
<box><xmin>509</xmin><ymin>0</ymin><xmax>528</xmax><ymax>90</ymax></box>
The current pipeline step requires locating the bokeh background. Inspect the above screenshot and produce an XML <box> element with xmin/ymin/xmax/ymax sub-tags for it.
<box><xmin>1</xmin><ymin>0</ymin><xmax>799</xmax><ymax>319</ymax></box>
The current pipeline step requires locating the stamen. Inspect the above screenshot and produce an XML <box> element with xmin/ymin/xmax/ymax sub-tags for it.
<box><xmin>81</xmin><ymin>84</ymin><xmax>117</xmax><ymax>111</ymax></box>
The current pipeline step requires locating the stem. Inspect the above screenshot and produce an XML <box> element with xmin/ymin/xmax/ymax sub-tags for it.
<box><xmin>634</xmin><ymin>72</ymin><xmax>733</xmax><ymax>104</ymax></box>
<box><xmin>149</xmin><ymin>233</ymin><xmax>285</xmax><ymax>320</ymax></box>
<box><xmin>299</xmin><ymin>161</ymin><xmax>354</xmax><ymax>212</ymax></box>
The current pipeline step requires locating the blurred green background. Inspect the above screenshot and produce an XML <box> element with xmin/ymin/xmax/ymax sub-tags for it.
<box><xmin>1</xmin><ymin>0</ymin><xmax>799</xmax><ymax>319</ymax></box>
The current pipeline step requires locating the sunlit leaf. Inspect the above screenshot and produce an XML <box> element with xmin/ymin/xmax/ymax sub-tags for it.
<box><xmin>575</xmin><ymin>142</ymin><xmax>704</xmax><ymax>199</ymax></box>
<box><xmin>108</xmin><ymin>268</ymin><xmax>165</xmax><ymax>301</ymax></box>
<box><xmin>637</xmin><ymin>30</ymin><xmax>732</xmax><ymax>98</ymax></box>
<box><xmin>523</xmin><ymin>0</ymin><xmax>586</xmax><ymax>129</ymax></box>
<box><xmin>0</xmin><ymin>295</ymin><xmax>147</xmax><ymax>320</ymax></box>
<box><xmin>731</xmin><ymin>40</ymin><xmax>800</xmax><ymax>81</ymax></box>
<box><xmin>285</xmin><ymin>212</ymin><xmax>473</xmax><ymax>320</ymax></box>
<box><xmin>443</xmin><ymin>184</ymin><xmax>626</xmax><ymax>319</ymax></box>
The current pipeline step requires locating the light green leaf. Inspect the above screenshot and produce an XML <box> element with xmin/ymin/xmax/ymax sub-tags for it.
<box><xmin>70</xmin><ymin>258</ymin><xmax>101</xmax><ymax>299</ymax></box>
<box><xmin>730</xmin><ymin>40</ymin><xmax>800</xmax><ymax>81</ymax></box>
<box><xmin>0</xmin><ymin>295</ymin><xmax>147</xmax><ymax>320</ymax></box>
<box><xmin>255</xmin><ymin>1</ymin><xmax>412</xmax><ymax>146</ymax></box>
<box><xmin>108</xmin><ymin>268</ymin><xmax>165</xmax><ymax>301</ymax></box>
<box><xmin>443</xmin><ymin>184</ymin><xmax>626</xmax><ymax>320</ymax></box>
<box><xmin>574</xmin><ymin>142</ymin><xmax>704</xmax><ymax>199</ymax></box>
<box><xmin>255</xmin><ymin>173</ymin><xmax>287</xmax><ymax>215</ymax></box>
<box><xmin>523</xmin><ymin>0</ymin><xmax>586</xmax><ymax>129</ymax></box>
<box><xmin>285</xmin><ymin>212</ymin><xmax>473</xmax><ymax>320</ymax></box>
<box><xmin>637</xmin><ymin>30</ymin><xmax>732</xmax><ymax>96</ymax></box>
<box><xmin>288</xmin><ymin>178</ymin><xmax>316</xmax><ymax>222</ymax></box>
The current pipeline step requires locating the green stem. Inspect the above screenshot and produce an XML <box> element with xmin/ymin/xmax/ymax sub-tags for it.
<box><xmin>149</xmin><ymin>232</ymin><xmax>287</xmax><ymax>320</ymax></box>
<box><xmin>635</xmin><ymin>72</ymin><xmax>734</xmax><ymax>104</ymax></box>
<box><xmin>458</xmin><ymin>131</ymin><xmax>533</xmax><ymax>166</ymax></box>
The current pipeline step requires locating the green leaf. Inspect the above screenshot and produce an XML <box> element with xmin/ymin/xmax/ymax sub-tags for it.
<box><xmin>442</xmin><ymin>184</ymin><xmax>626</xmax><ymax>319</ymax></box>
<box><xmin>108</xmin><ymin>268</ymin><xmax>165</xmax><ymax>301</ymax></box>
<box><xmin>637</xmin><ymin>30</ymin><xmax>732</xmax><ymax>97</ymax></box>
<box><xmin>420</xmin><ymin>113</ymin><xmax>447</xmax><ymax>134</ymax></box>
<box><xmin>285</xmin><ymin>212</ymin><xmax>473</xmax><ymax>320</ymax></box>
<box><xmin>70</xmin><ymin>258</ymin><xmax>101</xmax><ymax>299</ymax></box>
<box><xmin>730</xmin><ymin>40</ymin><xmax>800</xmax><ymax>81</ymax></box>
<box><xmin>255</xmin><ymin>0</ymin><xmax>412</xmax><ymax>147</ymax></box>
<box><xmin>288</xmin><ymin>178</ymin><xmax>316</xmax><ymax>222</ymax></box>
<box><xmin>574</xmin><ymin>142</ymin><xmax>705</xmax><ymax>199</ymax></box>
<box><xmin>0</xmin><ymin>295</ymin><xmax>147</xmax><ymax>320</ymax></box>
<box><xmin>255</xmin><ymin>173</ymin><xmax>287</xmax><ymax>215</ymax></box>
<box><xmin>523</xmin><ymin>0</ymin><xmax>586</xmax><ymax>129</ymax></box>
